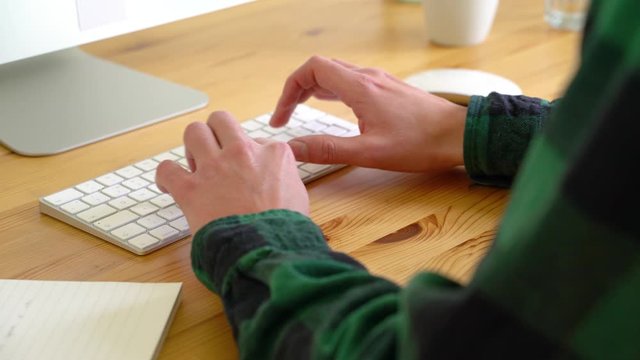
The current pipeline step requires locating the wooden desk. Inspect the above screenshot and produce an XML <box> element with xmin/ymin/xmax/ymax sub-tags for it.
<box><xmin>0</xmin><ymin>0</ymin><xmax>580</xmax><ymax>358</ymax></box>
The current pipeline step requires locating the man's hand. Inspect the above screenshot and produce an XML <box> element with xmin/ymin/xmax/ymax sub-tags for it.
<box><xmin>271</xmin><ymin>56</ymin><xmax>468</xmax><ymax>172</ymax></box>
<box><xmin>156</xmin><ymin>111</ymin><xmax>309</xmax><ymax>234</ymax></box>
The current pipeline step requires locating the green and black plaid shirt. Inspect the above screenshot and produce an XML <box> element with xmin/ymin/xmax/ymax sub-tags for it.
<box><xmin>192</xmin><ymin>0</ymin><xmax>640</xmax><ymax>358</ymax></box>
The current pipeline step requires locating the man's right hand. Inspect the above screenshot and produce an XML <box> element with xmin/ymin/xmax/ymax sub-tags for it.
<box><xmin>270</xmin><ymin>56</ymin><xmax>468</xmax><ymax>172</ymax></box>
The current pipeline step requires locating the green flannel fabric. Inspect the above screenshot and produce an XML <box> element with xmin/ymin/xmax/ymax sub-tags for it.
<box><xmin>191</xmin><ymin>0</ymin><xmax>640</xmax><ymax>358</ymax></box>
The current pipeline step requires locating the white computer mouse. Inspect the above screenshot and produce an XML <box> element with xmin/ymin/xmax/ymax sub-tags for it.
<box><xmin>404</xmin><ymin>68</ymin><xmax>522</xmax><ymax>105</ymax></box>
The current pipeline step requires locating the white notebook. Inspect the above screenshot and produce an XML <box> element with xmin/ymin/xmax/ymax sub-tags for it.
<box><xmin>0</xmin><ymin>279</ymin><xmax>182</xmax><ymax>360</ymax></box>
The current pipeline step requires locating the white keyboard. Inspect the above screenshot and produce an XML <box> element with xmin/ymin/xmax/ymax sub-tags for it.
<box><xmin>39</xmin><ymin>105</ymin><xmax>359</xmax><ymax>255</ymax></box>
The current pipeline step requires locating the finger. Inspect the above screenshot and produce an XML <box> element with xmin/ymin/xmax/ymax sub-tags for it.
<box><xmin>271</xmin><ymin>56</ymin><xmax>362</xmax><ymax>127</ymax></box>
<box><xmin>185</xmin><ymin>148</ymin><xmax>196</xmax><ymax>172</ymax></box>
<box><xmin>336</xmin><ymin>60</ymin><xmax>405</xmax><ymax>86</ymax></box>
<box><xmin>184</xmin><ymin>122</ymin><xmax>220</xmax><ymax>164</ymax></box>
<box><xmin>312</xmin><ymin>88</ymin><xmax>341</xmax><ymax>101</ymax></box>
<box><xmin>297</xmin><ymin>86</ymin><xmax>339</xmax><ymax>104</ymax></box>
<box><xmin>287</xmin><ymin>135</ymin><xmax>366</xmax><ymax>165</ymax></box>
<box><xmin>155</xmin><ymin>160</ymin><xmax>191</xmax><ymax>201</ymax></box>
<box><xmin>269</xmin><ymin>88</ymin><xmax>339</xmax><ymax>129</ymax></box>
<box><xmin>331</xmin><ymin>58</ymin><xmax>360</xmax><ymax>70</ymax></box>
<box><xmin>308</xmin><ymin>86</ymin><xmax>341</xmax><ymax>101</ymax></box>
<box><xmin>206</xmin><ymin>111</ymin><xmax>248</xmax><ymax>149</ymax></box>
<box><xmin>254</xmin><ymin>137</ymin><xmax>275</xmax><ymax>145</ymax></box>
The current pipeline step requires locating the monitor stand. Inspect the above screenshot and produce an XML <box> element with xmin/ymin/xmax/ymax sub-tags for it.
<box><xmin>0</xmin><ymin>48</ymin><xmax>208</xmax><ymax>156</ymax></box>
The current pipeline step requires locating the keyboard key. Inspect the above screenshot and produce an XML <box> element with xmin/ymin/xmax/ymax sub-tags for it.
<box><xmin>286</xmin><ymin>118</ymin><xmax>302</xmax><ymax>128</ymax></box>
<box><xmin>75</xmin><ymin>180</ymin><xmax>104</xmax><ymax>194</ymax></box>
<box><xmin>82</xmin><ymin>192</ymin><xmax>111</xmax><ymax>206</ymax></box>
<box><xmin>129</xmin><ymin>188</ymin><xmax>157</xmax><ymax>202</ymax></box>
<box><xmin>102</xmin><ymin>184</ymin><xmax>130</xmax><ymax>198</ymax></box>
<box><xmin>134</xmin><ymin>159</ymin><xmax>159</xmax><ymax>171</ymax></box>
<box><xmin>293</xmin><ymin>105</ymin><xmax>324</xmax><ymax>121</ymax></box>
<box><xmin>288</xmin><ymin>127</ymin><xmax>313</xmax><ymax>137</ymax></box>
<box><xmin>44</xmin><ymin>188</ymin><xmax>84</xmax><ymax>206</ymax></box>
<box><xmin>263</xmin><ymin>126</ymin><xmax>288</xmax><ymax>135</ymax></box>
<box><xmin>122</xmin><ymin>177</ymin><xmax>150</xmax><ymax>190</ymax></box>
<box><xmin>137</xmin><ymin>214</ymin><xmax>166</xmax><ymax>229</ymax></box>
<box><xmin>95</xmin><ymin>173</ymin><xmax>124</xmax><ymax>187</ymax></box>
<box><xmin>151</xmin><ymin>194</ymin><xmax>175</xmax><ymax>208</ymax></box>
<box><xmin>248</xmin><ymin>129</ymin><xmax>271</xmax><ymax>139</ymax></box>
<box><xmin>128</xmin><ymin>234</ymin><xmax>160</xmax><ymax>250</ymax></box>
<box><xmin>60</xmin><ymin>200</ymin><xmax>90</xmax><ymax>214</ymax></box>
<box><xmin>141</xmin><ymin>171</ymin><xmax>157</xmax><ymax>182</ymax></box>
<box><xmin>149</xmin><ymin>225</ymin><xmax>180</xmax><ymax>241</ymax></box>
<box><xmin>255</xmin><ymin>114</ymin><xmax>271</xmax><ymax>124</ymax></box>
<box><xmin>241</xmin><ymin>120</ymin><xmax>264</xmax><ymax>131</ymax></box>
<box><xmin>108</xmin><ymin>196</ymin><xmax>137</xmax><ymax>210</ymax></box>
<box><xmin>272</xmin><ymin>133</ymin><xmax>294</xmax><ymax>142</ymax></box>
<box><xmin>77</xmin><ymin>204</ymin><xmax>117</xmax><ymax>223</ymax></box>
<box><xmin>322</xmin><ymin>125</ymin><xmax>349</xmax><ymax>136</ymax></box>
<box><xmin>170</xmin><ymin>146</ymin><xmax>185</xmax><ymax>157</ymax></box>
<box><xmin>317</xmin><ymin>114</ymin><xmax>347</xmax><ymax>126</ymax></box>
<box><xmin>303</xmin><ymin>121</ymin><xmax>328</xmax><ymax>132</ymax></box>
<box><xmin>157</xmin><ymin>205</ymin><xmax>183</xmax><ymax>221</ymax></box>
<box><xmin>153</xmin><ymin>152</ymin><xmax>179</xmax><ymax>162</ymax></box>
<box><xmin>94</xmin><ymin>210</ymin><xmax>139</xmax><ymax>231</ymax></box>
<box><xmin>115</xmin><ymin>166</ymin><xmax>143</xmax><ymax>179</ymax></box>
<box><xmin>111</xmin><ymin>223</ymin><xmax>146</xmax><ymax>241</ymax></box>
<box><xmin>130</xmin><ymin>202</ymin><xmax>159</xmax><ymax>216</ymax></box>
<box><xmin>301</xmin><ymin>163</ymin><xmax>332</xmax><ymax>174</ymax></box>
<box><xmin>169</xmin><ymin>217</ymin><xmax>189</xmax><ymax>232</ymax></box>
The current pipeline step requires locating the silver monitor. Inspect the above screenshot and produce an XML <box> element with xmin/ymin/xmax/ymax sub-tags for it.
<box><xmin>0</xmin><ymin>0</ymin><xmax>252</xmax><ymax>156</ymax></box>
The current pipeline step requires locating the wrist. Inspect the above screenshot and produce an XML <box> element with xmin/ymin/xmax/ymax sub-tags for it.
<box><xmin>436</xmin><ymin>101</ymin><xmax>467</xmax><ymax>168</ymax></box>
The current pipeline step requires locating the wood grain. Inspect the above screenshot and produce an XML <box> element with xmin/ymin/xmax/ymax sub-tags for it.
<box><xmin>0</xmin><ymin>0</ymin><xmax>580</xmax><ymax>358</ymax></box>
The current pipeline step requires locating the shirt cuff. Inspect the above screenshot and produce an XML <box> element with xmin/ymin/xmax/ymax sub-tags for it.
<box><xmin>191</xmin><ymin>209</ymin><xmax>328</xmax><ymax>295</ymax></box>
<box><xmin>464</xmin><ymin>92</ymin><xmax>551</xmax><ymax>187</ymax></box>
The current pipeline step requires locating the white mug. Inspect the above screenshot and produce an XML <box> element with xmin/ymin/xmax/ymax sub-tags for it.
<box><xmin>423</xmin><ymin>0</ymin><xmax>500</xmax><ymax>46</ymax></box>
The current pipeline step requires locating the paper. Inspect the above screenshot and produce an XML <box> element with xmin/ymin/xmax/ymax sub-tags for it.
<box><xmin>0</xmin><ymin>279</ymin><xmax>182</xmax><ymax>360</ymax></box>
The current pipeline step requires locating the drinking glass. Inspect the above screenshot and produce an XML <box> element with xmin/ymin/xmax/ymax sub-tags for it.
<box><xmin>544</xmin><ymin>0</ymin><xmax>590</xmax><ymax>31</ymax></box>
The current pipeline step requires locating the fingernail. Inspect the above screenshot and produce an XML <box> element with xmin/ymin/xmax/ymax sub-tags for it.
<box><xmin>288</xmin><ymin>140</ymin><xmax>308</xmax><ymax>160</ymax></box>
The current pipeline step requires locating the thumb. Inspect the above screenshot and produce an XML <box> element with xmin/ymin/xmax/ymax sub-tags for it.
<box><xmin>155</xmin><ymin>160</ymin><xmax>191</xmax><ymax>201</ymax></box>
<box><xmin>288</xmin><ymin>135</ymin><xmax>364</xmax><ymax>165</ymax></box>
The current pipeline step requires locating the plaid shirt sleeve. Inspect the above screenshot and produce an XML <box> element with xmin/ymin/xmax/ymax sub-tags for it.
<box><xmin>464</xmin><ymin>93</ymin><xmax>555</xmax><ymax>187</ymax></box>
<box><xmin>191</xmin><ymin>0</ymin><xmax>640</xmax><ymax>358</ymax></box>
